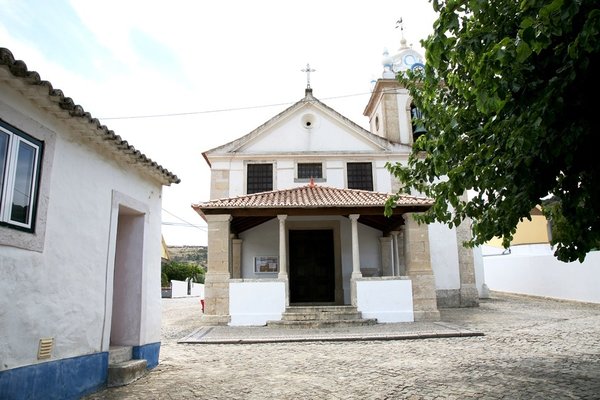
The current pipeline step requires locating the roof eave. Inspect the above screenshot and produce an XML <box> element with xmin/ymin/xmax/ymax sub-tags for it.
<box><xmin>0</xmin><ymin>47</ymin><xmax>180</xmax><ymax>185</ymax></box>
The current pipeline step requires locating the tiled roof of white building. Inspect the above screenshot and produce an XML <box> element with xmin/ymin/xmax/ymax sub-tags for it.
<box><xmin>0</xmin><ymin>47</ymin><xmax>180</xmax><ymax>185</ymax></box>
<box><xmin>193</xmin><ymin>183</ymin><xmax>432</xmax><ymax>209</ymax></box>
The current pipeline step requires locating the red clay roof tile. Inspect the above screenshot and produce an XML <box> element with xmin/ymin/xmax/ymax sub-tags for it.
<box><xmin>193</xmin><ymin>184</ymin><xmax>432</xmax><ymax>210</ymax></box>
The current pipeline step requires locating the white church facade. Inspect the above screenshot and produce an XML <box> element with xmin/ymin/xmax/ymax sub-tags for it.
<box><xmin>193</xmin><ymin>41</ymin><xmax>487</xmax><ymax>326</ymax></box>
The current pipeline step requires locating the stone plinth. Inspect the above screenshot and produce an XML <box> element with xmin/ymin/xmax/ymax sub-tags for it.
<box><xmin>456</xmin><ymin>215</ymin><xmax>480</xmax><ymax>307</ymax></box>
<box><xmin>403</xmin><ymin>213</ymin><xmax>440</xmax><ymax>321</ymax></box>
<box><xmin>202</xmin><ymin>214</ymin><xmax>232</xmax><ymax>325</ymax></box>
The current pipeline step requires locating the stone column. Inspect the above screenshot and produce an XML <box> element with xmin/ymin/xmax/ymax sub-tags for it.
<box><xmin>456</xmin><ymin>218</ymin><xmax>480</xmax><ymax>307</ymax></box>
<box><xmin>379</xmin><ymin>236</ymin><xmax>393</xmax><ymax>276</ymax></box>
<box><xmin>349</xmin><ymin>214</ymin><xmax>362</xmax><ymax>306</ymax></box>
<box><xmin>277</xmin><ymin>215</ymin><xmax>289</xmax><ymax>306</ymax></box>
<box><xmin>397</xmin><ymin>227</ymin><xmax>406</xmax><ymax>276</ymax></box>
<box><xmin>403</xmin><ymin>212</ymin><xmax>440</xmax><ymax>321</ymax></box>
<box><xmin>231</xmin><ymin>238</ymin><xmax>243</xmax><ymax>279</ymax></box>
<box><xmin>277</xmin><ymin>215</ymin><xmax>288</xmax><ymax>279</ymax></box>
<box><xmin>349</xmin><ymin>214</ymin><xmax>362</xmax><ymax>279</ymax></box>
<box><xmin>391</xmin><ymin>231</ymin><xmax>400</xmax><ymax>276</ymax></box>
<box><xmin>202</xmin><ymin>214</ymin><xmax>232</xmax><ymax>325</ymax></box>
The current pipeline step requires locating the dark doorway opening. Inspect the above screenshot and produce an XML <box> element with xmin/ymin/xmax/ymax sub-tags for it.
<box><xmin>289</xmin><ymin>229</ymin><xmax>335</xmax><ymax>303</ymax></box>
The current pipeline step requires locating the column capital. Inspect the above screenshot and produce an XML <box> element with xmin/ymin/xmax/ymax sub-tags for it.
<box><xmin>277</xmin><ymin>214</ymin><xmax>288</xmax><ymax>222</ymax></box>
<box><xmin>205</xmin><ymin>214</ymin><xmax>232</xmax><ymax>223</ymax></box>
<box><xmin>349</xmin><ymin>214</ymin><xmax>360</xmax><ymax>221</ymax></box>
<box><xmin>390</xmin><ymin>230</ymin><xmax>400</xmax><ymax>237</ymax></box>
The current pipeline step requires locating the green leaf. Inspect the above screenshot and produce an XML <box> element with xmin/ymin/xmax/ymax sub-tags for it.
<box><xmin>516</xmin><ymin>41</ymin><xmax>532</xmax><ymax>62</ymax></box>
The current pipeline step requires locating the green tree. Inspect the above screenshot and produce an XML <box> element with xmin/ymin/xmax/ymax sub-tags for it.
<box><xmin>162</xmin><ymin>261</ymin><xmax>206</xmax><ymax>284</ymax></box>
<box><xmin>386</xmin><ymin>0</ymin><xmax>599</xmax><ymax>262</ymax></box>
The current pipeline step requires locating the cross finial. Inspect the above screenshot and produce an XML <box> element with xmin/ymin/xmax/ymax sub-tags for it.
<box><xmin>395</xmin><ymin>17</ymin><xmax>404</xmax><ymax>36</ymax></box>
<box><xmin>395</xmin><ymin>17</ymin><xmax>408</xmax><ymax>48</ymax></box>
<box><xmin>301</xmin><ymin>63</ymin><xmax>316</xmax><ymax>89</ymax></box>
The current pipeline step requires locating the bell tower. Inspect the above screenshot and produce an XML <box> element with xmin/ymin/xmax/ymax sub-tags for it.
<box><xmin>363</xmin><ymin>27</ymin><xmax>425</xmax><ymax>146</ymax></box>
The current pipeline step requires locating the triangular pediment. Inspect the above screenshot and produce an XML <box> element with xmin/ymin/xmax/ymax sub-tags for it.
<box><xmin>204</xmin><ymin>92</ymin><xmax>406</xmax><ymax>161</ymax></box>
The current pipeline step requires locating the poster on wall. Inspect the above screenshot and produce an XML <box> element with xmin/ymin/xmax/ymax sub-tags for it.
<box><xmin>254</xmin><ymin>256</ymin><xmax>279</xmax><ymax>273</ymax></box>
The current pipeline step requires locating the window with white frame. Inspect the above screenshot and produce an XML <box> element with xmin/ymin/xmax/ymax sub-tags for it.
<box><xmin>246</xmin><ymin>163</ymin><xmax>273</xmax><ymax>194</ymax></box>
<box><xmin>0</xmin><ymin>120</ymin><xmax>43</xmax><ymax>231</ymax></box>
<box><xmin>297</xmin><ymin>162</ymin><xmax>323</xmax><ymax>180</ymax></box>
<box><xmin>347</xmin><ymin>162</ymin><xmax>373</xmax><ymax>191</ymax></box>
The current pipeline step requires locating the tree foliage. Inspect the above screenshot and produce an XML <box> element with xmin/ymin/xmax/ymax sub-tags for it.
<box><xmin>386</xmin><ymin>0</ymin><xmax>599</xmax><ymax>261</ymax></box>
<box><xmin>162</xmin><ymin>261</ymin><xmax>205</xmax><ymax>284</ymax></box>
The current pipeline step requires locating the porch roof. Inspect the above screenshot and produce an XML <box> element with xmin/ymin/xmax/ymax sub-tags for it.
<box><xmin>192</xmin><ymin>184</ymin><xmax>433</xmax><ymax>234</ymax></box>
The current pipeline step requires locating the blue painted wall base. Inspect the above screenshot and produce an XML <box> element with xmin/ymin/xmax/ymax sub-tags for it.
<box><xmin>132</xmin><ymin>342</ymin><xmax>161</xmax><ymax>369</ymax></box>
<box><xmin>0</xmin><ymin>352</ymin><xmax>108</xmax><ymax>400</ymax></box>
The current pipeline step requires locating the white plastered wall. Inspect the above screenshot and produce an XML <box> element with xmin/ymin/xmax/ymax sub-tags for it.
<box><xmin>0</xmin><ymin>89</ymin><xmax>163</xmax><ymax>370</ymax></box>
<box><xmin>428</xmin><ymin>222</ymin><xmax>461</xmax><ymax>290</ymax></box>
<box><xmin>239</xmin><ymin>106</ymin><xmax>379</xmax><ymax>154</ymax></box>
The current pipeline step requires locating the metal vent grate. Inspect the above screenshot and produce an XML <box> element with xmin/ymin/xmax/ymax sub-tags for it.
<box><xmin>37</xmin><ymin>338</ymin><xmax>54</xmax><ymax>360</ymax></box>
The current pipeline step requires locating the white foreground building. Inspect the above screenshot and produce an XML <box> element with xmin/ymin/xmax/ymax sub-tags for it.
<box><xmin>0</xmin><ymin>48</ymin><xmax>179</xmax><ymax>399</ymax></box>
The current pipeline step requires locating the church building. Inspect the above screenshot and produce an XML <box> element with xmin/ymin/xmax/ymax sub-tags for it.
<box><xmin>193</xmin><ymin>37</ymin><xmax>487</xmax><ymax>326</ymax></box>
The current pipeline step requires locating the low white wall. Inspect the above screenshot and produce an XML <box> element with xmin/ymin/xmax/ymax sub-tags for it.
<box><xmin>191</xmin><ymin>282</ymin><xmax>205</xmax><ymax>298</ymax></box>
<box><xmin>484</xmin><ymin>250</ymin><xmax>600</xmax><ymax>303</ymax></box>
<box><xmin>229</xmin><ymin>280</ymin><xmax>286</xmax><ymax>326</ymax></box>
<box><xmin>170</xmin><ymin>280</ymin><xmax>204</xmax><ymax>298</ymax></box>
<box><xmin>356</xmin><ymin>278</ymin><xmax>414</xmax><ymax>322</ymax></box>
<box><xmin>171</xmin><ymin>280</ymin><xmax>188</xmax><ymax>298</ymax></box>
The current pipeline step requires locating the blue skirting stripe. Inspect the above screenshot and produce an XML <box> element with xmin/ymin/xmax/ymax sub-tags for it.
<box><xmin>0</xmin><ymin>352</ymin><xmax>108</xmax><ymax>400</ymax></box>
<box><xmin>132</xmin><ymin>342</ymin><xmax>161</xmax><ymax>369</ymax></box>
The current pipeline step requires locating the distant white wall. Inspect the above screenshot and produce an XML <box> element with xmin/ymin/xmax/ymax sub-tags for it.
<box><xmin>171</xmin><ymin>280</ymin><xmax>188</xmax><ymax>298</ymax></box>
<box><xmin>170</xmin><ymin>280</ymin><xmax>204</xmax><ymax>298</ymax></box>
<box><xmin>229</xmin><ymin>280</ymin><xmax>285</xmax><ymax>326</ymax></box>
<box><xmin>190</xmin><ymin>282</ymin><xmax>205</xmax><ymax>298</ymax></box>
<box><xmin>484</xmin><ymin>250</ymin><xmax>600</xmax><ymax>303</ymax></box>
<box><xmin>356</xmin><ymin>278</ymin><xmax>414</xmax><ymax>322</ymax></box>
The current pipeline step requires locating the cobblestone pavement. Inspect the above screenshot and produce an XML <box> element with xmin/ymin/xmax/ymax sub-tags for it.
<box><xmin>85</xmin><ymin>293</ymin><xmax>600</xmax><ymax>399</ymax></box>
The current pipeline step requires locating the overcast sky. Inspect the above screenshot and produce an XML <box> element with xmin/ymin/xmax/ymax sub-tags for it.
<box><xmin>0</xmin><ymin>0</ymin><xmax>438</xmax><ymax>246</ymax></box>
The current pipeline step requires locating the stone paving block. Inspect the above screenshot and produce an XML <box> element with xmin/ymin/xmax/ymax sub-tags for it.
<box><xmin>84</xmin><ymin>292</ymin><xmax>600</xmax><ymax>400</ymax></box>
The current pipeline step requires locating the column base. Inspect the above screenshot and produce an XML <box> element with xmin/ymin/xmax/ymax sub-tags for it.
<box><xmin>479</xmin><ymin>283</ymin><xmax>491</xmax><ymax>299</ymax></box>
<box><xmin>350</xmin><ymin>279</ymin><xmax>357</xmax><ymax>306</ymax></box>
<box><xmin>200</xmin><ymin>314</ymin><xmax>231</xmax><ymax>326</ymax></box>
<box><xmin>410</xmin><ymin>273</ymin><xmax>440</xmax><ymax>321</ymax></box>
<box><xmin>413</xmin><ymin>310</ymin><xmax>441</xmax><ymax>321</ymax></box>
<box><xmin>460</xmin><ymin>285</ymin><xmax>480</xmax><ymax>307</ymax></box>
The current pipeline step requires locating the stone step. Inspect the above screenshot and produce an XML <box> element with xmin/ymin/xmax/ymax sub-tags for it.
<box><xmin>108</xmin><ymin>359</ymin><xmax>148</xmax><ymax>387</ymax></box>
<box><xmin>108</xmin><ymin>346</ymin><xmax>133</xmax><ymax>364</ymax></box>
<box><xmin>282</xmin><ymin>310</ymin><xmax>364</xmax><ymax>321</ymax></box>
<box><xmin>267</xmin><ymin>318</ymin><xmax>378</xmax><ymax>329</ymax></box>
<box><xmin>286</xmin><ymin>305</ymin><xmax>357</xmax><ymax>314</ymax></box>
<box><xmin>268</xmin><ymin>305</ymin><xmax>377</xmax><ymax>328</ymax></box>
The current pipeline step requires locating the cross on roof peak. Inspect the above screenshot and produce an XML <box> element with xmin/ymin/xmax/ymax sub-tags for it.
<box><xmin>301</xmin><ymin>63</ymin><xmax>316</xmax><ymax>89</ymax></box>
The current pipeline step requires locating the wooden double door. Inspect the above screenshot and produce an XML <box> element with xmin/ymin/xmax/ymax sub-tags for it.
<box><xmin>289</xmin><ymin>229</ymin><xmax>335</xmax><ymax>304</ymax></box>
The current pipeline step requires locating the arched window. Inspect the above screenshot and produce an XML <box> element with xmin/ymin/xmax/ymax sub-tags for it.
<box><xmin>410</xmin><ymin>103</ymin><xmax>426</xmax><ymax>143</ymax></box>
